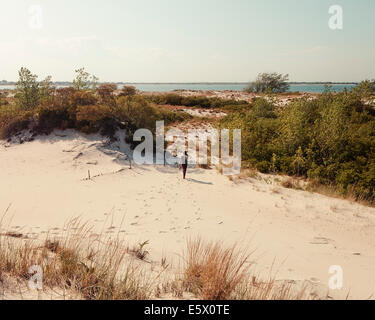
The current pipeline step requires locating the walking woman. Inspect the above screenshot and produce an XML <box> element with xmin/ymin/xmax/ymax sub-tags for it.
<box><xmin>181</xmin><ymin>151</ymin><xmax>188</xmax><ymax>179</ymax></box>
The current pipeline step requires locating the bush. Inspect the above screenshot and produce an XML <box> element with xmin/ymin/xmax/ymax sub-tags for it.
<box><xmin>218</xmin><ymin>89</ymin><xmax>375</xmax><ymax>204</ymax></box>
<box><xmin>36</xmin><ymin>105</ymin><xmax>72</xmax><ymax>134</ymax></box>
<box><xmin>0</xmin><ymin>107</ymin><xmax>31</xmax><ymax>139</ymax></box>
<box><xmin>0</xmin><ymin>98</ymin><xmax>9</xmax><ymax>106</ymax></box>
<box><xmin>76</xmin><ymin>104</ymin><xmax>118</xmax><ymax>136</ymax></box>
<box><xmin>119</xmin><ymin>85</ymin><xmax>137</xmax><ymax>97</ymax></box>
<box><xmin>245</xmin><ymin>72</ymin><xmax>290</xmax><ymax>94</ymax></box>
<box><xmin>97</xmin><ymin>84</ymin><xmax>117</xmax><ymax>103</ymax></box>
<box><xmin>1</xmin><ymin>89</ymin><xmax>190</xmax><ymax>142</ymax></box>
<box><xmin>145</xmin><ymin>94</ymin><xmax>251</xmax><ymax>109</ymax></box>
<box><xmin>71</xmin><ymin>91</ymin><xmax>98</xmax><ymax>106</ymax></box>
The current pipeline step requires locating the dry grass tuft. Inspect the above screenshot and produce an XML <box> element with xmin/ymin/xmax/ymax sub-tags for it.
<box><xmin>197</xmin><ymin>163</ymin><xmax>211</xmax><ymax>170</ymax></box>
<box><xmin>271</xmin><ymin>187</ymin><xmax>281</xmax><ymax>194</ymax></box>
<box><xmin>0</xmin><ymin>218</ymin><xmax>155</xmax><ymax>300</ymax></box>
<box><xmin>221</xmin><ymin>168</ymin><xmax>260</xmax><ymax>183</ymax></box>
<box><xmin>181</xmin><ymin>238</ymin><xmax>317</xmax><ymax>300</ymax></box>
<box><xmin>306</xmin><ymin>180</ymin><xmax>374</xmax><ymax>207</ymax></box>
<box><xmin>281</xmin><ymin>177</ymin><xmax>303</xmax><ymax>190</ymax></box>
<box><xmin>129</xmin><ymin>240</ymin><xmax>150</xmax><ymax>261</ymax></box>
<box><xmin>182</xmin><ymin>238</ymin><xmax>252</xmax><ymax>300</ymax></box>
<box><xmin>234</xmin><ymin>277</ymin><xmax>315</xmax><ymax>300</ymax></box>
<box><xmin>0</xmin><ymin>217</ymin><xmax>320</xmax><ymax>300</ymax></box>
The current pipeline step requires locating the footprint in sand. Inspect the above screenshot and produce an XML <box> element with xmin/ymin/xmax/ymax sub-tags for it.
<box><xmin>310</xmin><ymin>237</ymin><xmax>334</xmax><ymax>245</ymax></box>
<box><xmin>309</xmin><ymin>277</ymin><xmax>321</xmax><ymax>284</ymax></box>
<box><xmin>89</xmin><ymin>233</ymin><xmax>99</xmax><ymax>238</ymax></box>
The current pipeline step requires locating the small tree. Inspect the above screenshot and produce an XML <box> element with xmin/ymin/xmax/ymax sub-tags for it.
<box><xmin>245</xmin><ymin>72</ymin><xmax>290</xmax><ymax>94</ymax></box>
<box><xmin>72</xmin><ymin>67</ymin><xmax>99</xmax><ymax>91</ymax></box>
<box><xmin>119</xmin><ymin>85</ymin><xmax>137</xmax><ymax>97</ymax></box>
<box><xmin>39</xmin><ymin>75</ymin><xmax>55</xmax><ymax>105</ymax></box>
<box><xmin>15</xmin><ymin>67</ymin><xmax>40</xmax><ymax>110</ymax></box>
<box><xmin>97</xmin><ymin>83</ymin><xmax>117</xmax><ymax>100</ymax></box>
<box><xmin>292</xmin><ymin>147</ymin><xmax>305</xmax><ymax>176</ymax></box>
<box><xmin>354</xmin><ymin>80</ymin><xmax>375</xmax><ymax>97</ymax></box>
<box><xmin>270</xmin><ymin>153</ymin><xmax>278</xmax><ymax>173</ymax></box>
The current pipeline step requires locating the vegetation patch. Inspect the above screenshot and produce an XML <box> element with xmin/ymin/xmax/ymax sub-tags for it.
<box><xmin>218</xmin><ymin>83</ymin><xmax>375</xmax><ymax>205</ymax></box>
<box><xmin>0</xmin><ymin>68</ymin><xmax>191</xmax><ymax>144</ymax></box>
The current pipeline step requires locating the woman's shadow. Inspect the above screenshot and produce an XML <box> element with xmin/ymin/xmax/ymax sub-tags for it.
<box><xmin>186</xmin><ymin>178</ymin><xmax>213</xmax><ymax>185</ymax></box>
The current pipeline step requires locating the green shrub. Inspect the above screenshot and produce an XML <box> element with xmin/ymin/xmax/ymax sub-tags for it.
<box><xmin>245</xmin><ymin>72</ymin><xmax>290</xmax><ymax>93</ymax></box>
<box><xmin>218</xmin><ymin>90</ymin><xmax>375</xmax><ymax>204</ymax></box>
<box><xmin>76</xmin><ymin>104</ymin><xmax>118</xmax><ymax>136</ymax></box>
<box><xmin>0</xmin><ymin>107</ymin><xmax>31</xmax><ymax>139</ymax></box>
<box><xmin>145</xmin><ymin>94</ymin><xmax>251</xmax><ymax>109</ymax></box>
<box><xmin>36</xmin><ymin>105</ymin><xmax>72</xmax><ymax>134</ymax></box>
<box><xmin>119</xmin><ymin>85</ymin><xmax>137</xmax><ymax>97</ymax></box>
<box><xmin>0</xmin><ymin>98</ymin><xmax>9</xmax><ymax>106</ymax></box>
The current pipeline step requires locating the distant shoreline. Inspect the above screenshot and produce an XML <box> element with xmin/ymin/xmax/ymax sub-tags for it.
<box><xmin>0</xmin><ymin>82</ymin><xmax>359</xmax><ymax>94</ymax></box>
<box><xmin>0</xmin><ymin>81</ymin><xmax>360</xmax><ymax>86</ymax></box>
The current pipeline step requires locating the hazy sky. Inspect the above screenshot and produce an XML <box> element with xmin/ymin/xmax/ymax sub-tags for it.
<box><xmin>1</xmin><ymin>0</ymin><xmax>374</xmax><ymax>82</ymax></box>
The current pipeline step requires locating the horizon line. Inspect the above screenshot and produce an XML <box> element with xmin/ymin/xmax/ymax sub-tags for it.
<box><xmin>0</xmin><ymin>81</ymin><xmax>360</xmax><ymax>85</ymax></box>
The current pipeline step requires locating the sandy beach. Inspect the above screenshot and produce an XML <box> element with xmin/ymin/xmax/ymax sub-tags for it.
<box><xmin>1</xmin><ymin>129</ymin><xmax>375</xmax><ymax>300</ymax></box>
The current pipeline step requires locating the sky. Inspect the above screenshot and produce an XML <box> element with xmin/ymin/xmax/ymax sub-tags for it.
<box><xmin>0</xmin><ymin>0</ymin><xmax>374</xmax><ymax>82</ymax></box>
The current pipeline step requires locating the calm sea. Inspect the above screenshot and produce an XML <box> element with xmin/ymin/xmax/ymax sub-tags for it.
<box><xmin>0</xmin><ymin>83</ymin><xmax>358</xmax><ymax>93</ymax></box>
<box><xmin>126</xmin><ymin>83</ymin><xmax>358</xmax><ymax>93</ymax></box>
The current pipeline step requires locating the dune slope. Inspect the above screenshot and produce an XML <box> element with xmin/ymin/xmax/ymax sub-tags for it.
<box><xmin>1</xmin><ymin>130</ymin><xmax>375</xmax><ymax>299</ymax></box>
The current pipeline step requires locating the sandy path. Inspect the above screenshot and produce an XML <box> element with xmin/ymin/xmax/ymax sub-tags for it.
<box><xmin>1</xmin><ymin>130</ymin><xmax>375</xmax><ymax>299</ymax></box>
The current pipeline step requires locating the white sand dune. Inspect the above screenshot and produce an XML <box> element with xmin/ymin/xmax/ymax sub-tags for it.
<box><xmin>1</xmin><ymin>129</ymin><xmax>375</xmax><ymax>300</ymax></box>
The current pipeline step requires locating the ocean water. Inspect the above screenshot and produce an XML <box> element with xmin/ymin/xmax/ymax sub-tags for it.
<box><xmin>0</xmin><ymin>83</ymin><xmax>358</xmax><ymax>93</ymax></box>
<box><xmin>126</xmin><ymin>83</ymin><xmax>358</xmax><ymax>93</ymax></box>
